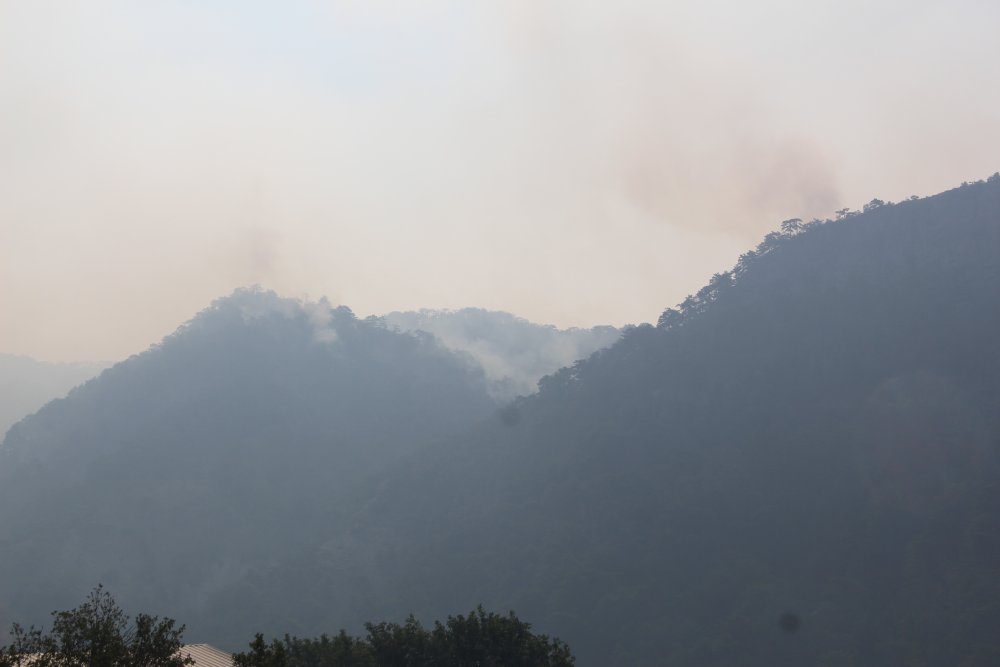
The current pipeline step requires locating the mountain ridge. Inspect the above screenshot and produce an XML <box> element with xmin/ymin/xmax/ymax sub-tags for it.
<box><xmin>1</xmin><ymin>176</ymin><xmax>999</xmax><ymax>665</ymax></box>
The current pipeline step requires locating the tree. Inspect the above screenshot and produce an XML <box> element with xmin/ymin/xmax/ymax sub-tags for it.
<box><xmin>657</xmin><ymin>308</ymin><xmax>683</xmax><ymax>330</ymax></box>
<box><xmin>233</xmin><ymin>634</ymin><xmax>292</xmax><ymax>667</ymax></box>
<box><xmin>0</xmin><ymin>586</ymin><xmax>192</xmax><ymax>667</ymax></box>
<box><xmin>428</xmin><ymin>607</ymin><xmax>575</xmax><ymax>667</ymax></box>
<box><xmin>232</xmin><ymin>607</ymin><xmax>574</xmax><ymax>667</ymax></box>
<box><xmin>780</xmin><ymin>218</ymin><xmax>804</xmax><ymax>235</ymax></box>
<box><xmin>234</xmin><ymin>631</ymin><xmax>378</xmax><ymax>667</ymax></box>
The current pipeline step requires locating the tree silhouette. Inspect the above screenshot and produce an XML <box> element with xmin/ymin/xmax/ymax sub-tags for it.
<box><xmin>0</xmin><ymin>586</ymin><xmax>192</xmax><ymax>667</ymax></box>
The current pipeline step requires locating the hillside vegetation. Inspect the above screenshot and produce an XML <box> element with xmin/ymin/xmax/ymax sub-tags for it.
<box><xmin>0</xmin><ymin>355</ymin><xmax>107</xmax><ymax>439</ymax></box>
<box><xmin>1</xmin><ymin>178</ymin><xmax>998</xmax><ymax>665</ymax></box>
<box><xmin>0</xmin><ymin>290</ymin><xmax>495</xmax><ymax>639</ymax></box>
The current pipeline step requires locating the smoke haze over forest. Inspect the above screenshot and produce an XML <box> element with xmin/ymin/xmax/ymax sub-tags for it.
<box><xmin>2</xmin><ymin>0</ymin><xmax>999</xmax><ymax>361</ymax></box>
<box><xmin>3</xmin><ymin>180</ymin><xmax>999</xmax><ymax>665</ymax></box>
<box><xmin>3</xmin><ymin>4</ymin><xmax>1000</xmax><ymax>664</ymax></box>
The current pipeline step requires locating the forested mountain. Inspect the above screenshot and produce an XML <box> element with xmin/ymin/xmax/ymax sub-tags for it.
<box><xmin>1</xmin><ymin>178</ymin><xmax>998</xmax><ymax>665</ymax></box>
<box><xmin>378</xmin><ymin>309</ymin><xmax>619</xmax><ymax>400</ymax></box>
<box><xmin>345</xmin><ymin>179</ymin><xmax>1000</xmax><ymax>665</ymax></box>
<box><xmin>0</xmin><ymin>354</ymin><xmax>107</xmax><ymax>438</ymax></box>
<box><xmin>195</xmin><ymin>179</ymin><xmax>1000</xmax><ymax>664</ymax></box>
<box><xmin>0</xmin><ymin>289</ymin><xmax>495</xmax><ymax>641</ymax></box>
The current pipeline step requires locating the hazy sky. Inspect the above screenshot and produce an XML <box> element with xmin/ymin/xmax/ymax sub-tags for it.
<box><xmin>2</xmin><ymin>0</ymin><xmax>998</xmax><ymax>361</ymax></box>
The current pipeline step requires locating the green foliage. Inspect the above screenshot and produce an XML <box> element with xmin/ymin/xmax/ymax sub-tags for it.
<box><xmin>232</xmin><ymin>608</ymin><xmax>573</xmax><ymax>667</ymax></box>
<box><xmin>233</xmin><ymin>634</ymin><xmax>292</xmax><ymax>667</ymax></box>
<box><xmin>427</xmin><ymin>607</ymin><xmax>574</xmax><ymax>667</ymax></box>
<box><xmin>0</xmin><ymin>586</ymin><xmax>191</xmax><ymax>667</ymax></box>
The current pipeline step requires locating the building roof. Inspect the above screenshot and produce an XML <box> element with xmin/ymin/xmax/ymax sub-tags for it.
<box><xmin>179</xmin><ymin>644</ymin><xmax>232</xmax><ymax>667</ymax></box>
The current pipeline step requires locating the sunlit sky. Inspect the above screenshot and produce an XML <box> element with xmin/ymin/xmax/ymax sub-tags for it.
<box><xmin>2</xmin><ymin>0</ymin><xmax>998</xmax><ymax>361</ymax></box>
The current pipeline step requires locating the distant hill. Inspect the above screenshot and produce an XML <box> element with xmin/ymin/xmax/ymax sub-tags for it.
<box><xmin>0</xmin><ymin>354</ymin><xmax>107</xmax><ymax>438</ymax></box>
<box><xmin>379</xmin><ymin>308</ymin><xmax>620</xmax><ymax>400</ymax></box>
<box><xmin>0</xmin><ymin>288</ymin><xmax>495</xmax><ymax>638</ymax></box>
<box><xmin>2</xmin><ymin>177</ymin><xmax>999</xmax><ymax>665</ymax></box>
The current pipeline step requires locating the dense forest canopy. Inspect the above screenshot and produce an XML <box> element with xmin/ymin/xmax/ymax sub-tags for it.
<box><xmin>233</xmin><ymin>607</ymin><xmax>575</xmax><ymax>667</ymax></box>
<box><xmin>0</xmin><ymin>289</ymin><xmax>497</xmax><ymax>640</ymax></box>
<box><xmin>0</xmin><ymin>588</ymin><xmax>573</xmax><ymax>667</ymax></box>
<box><xmin>1</xmin><ymin>176</ymin><xmax>998</xmax><ymax>665</ymax></box>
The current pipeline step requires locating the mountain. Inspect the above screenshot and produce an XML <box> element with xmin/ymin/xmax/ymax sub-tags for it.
<box><xmin>201</xmin><ymin>179</ymin><xmax>1000</xmax><ymax>664</ymax></box>
<box><xmin>0</xmin><ymin>288</ymin><xmax>496</xmax><ymax>639</ymax></box>
<box><xmin>2</xmin><ymin>177</ymin><xmax>999</xmax><ymax>665</ymax></box>
<box><xmin>0</xmin><ymin>354</ymin><xmax>107</xmax><ymax>439</ymax></box>
<box><xmin>378</xmin><ymin>308</ymin><xmax>620</xmax><ymax>400</ymax></box>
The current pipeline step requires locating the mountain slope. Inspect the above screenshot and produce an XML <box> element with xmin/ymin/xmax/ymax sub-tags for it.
<box><xmin>0</xmin><ymin>289</ymin><xmax>496</xmax><ymax>638</ymax></box>
<box><xmin>267</xmin><ymin>178</ymin><xmax>1000</xmax><ymax>665</ymax></box>
<box><xmin>2</xmin><ymin>178</ymin><xmax>998</xmax><ymax>665</ymax></box>
<box><xmin>0</xmin><ymin>354</ymin><xmax>107</xmax><ymax>439</ymax></box>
